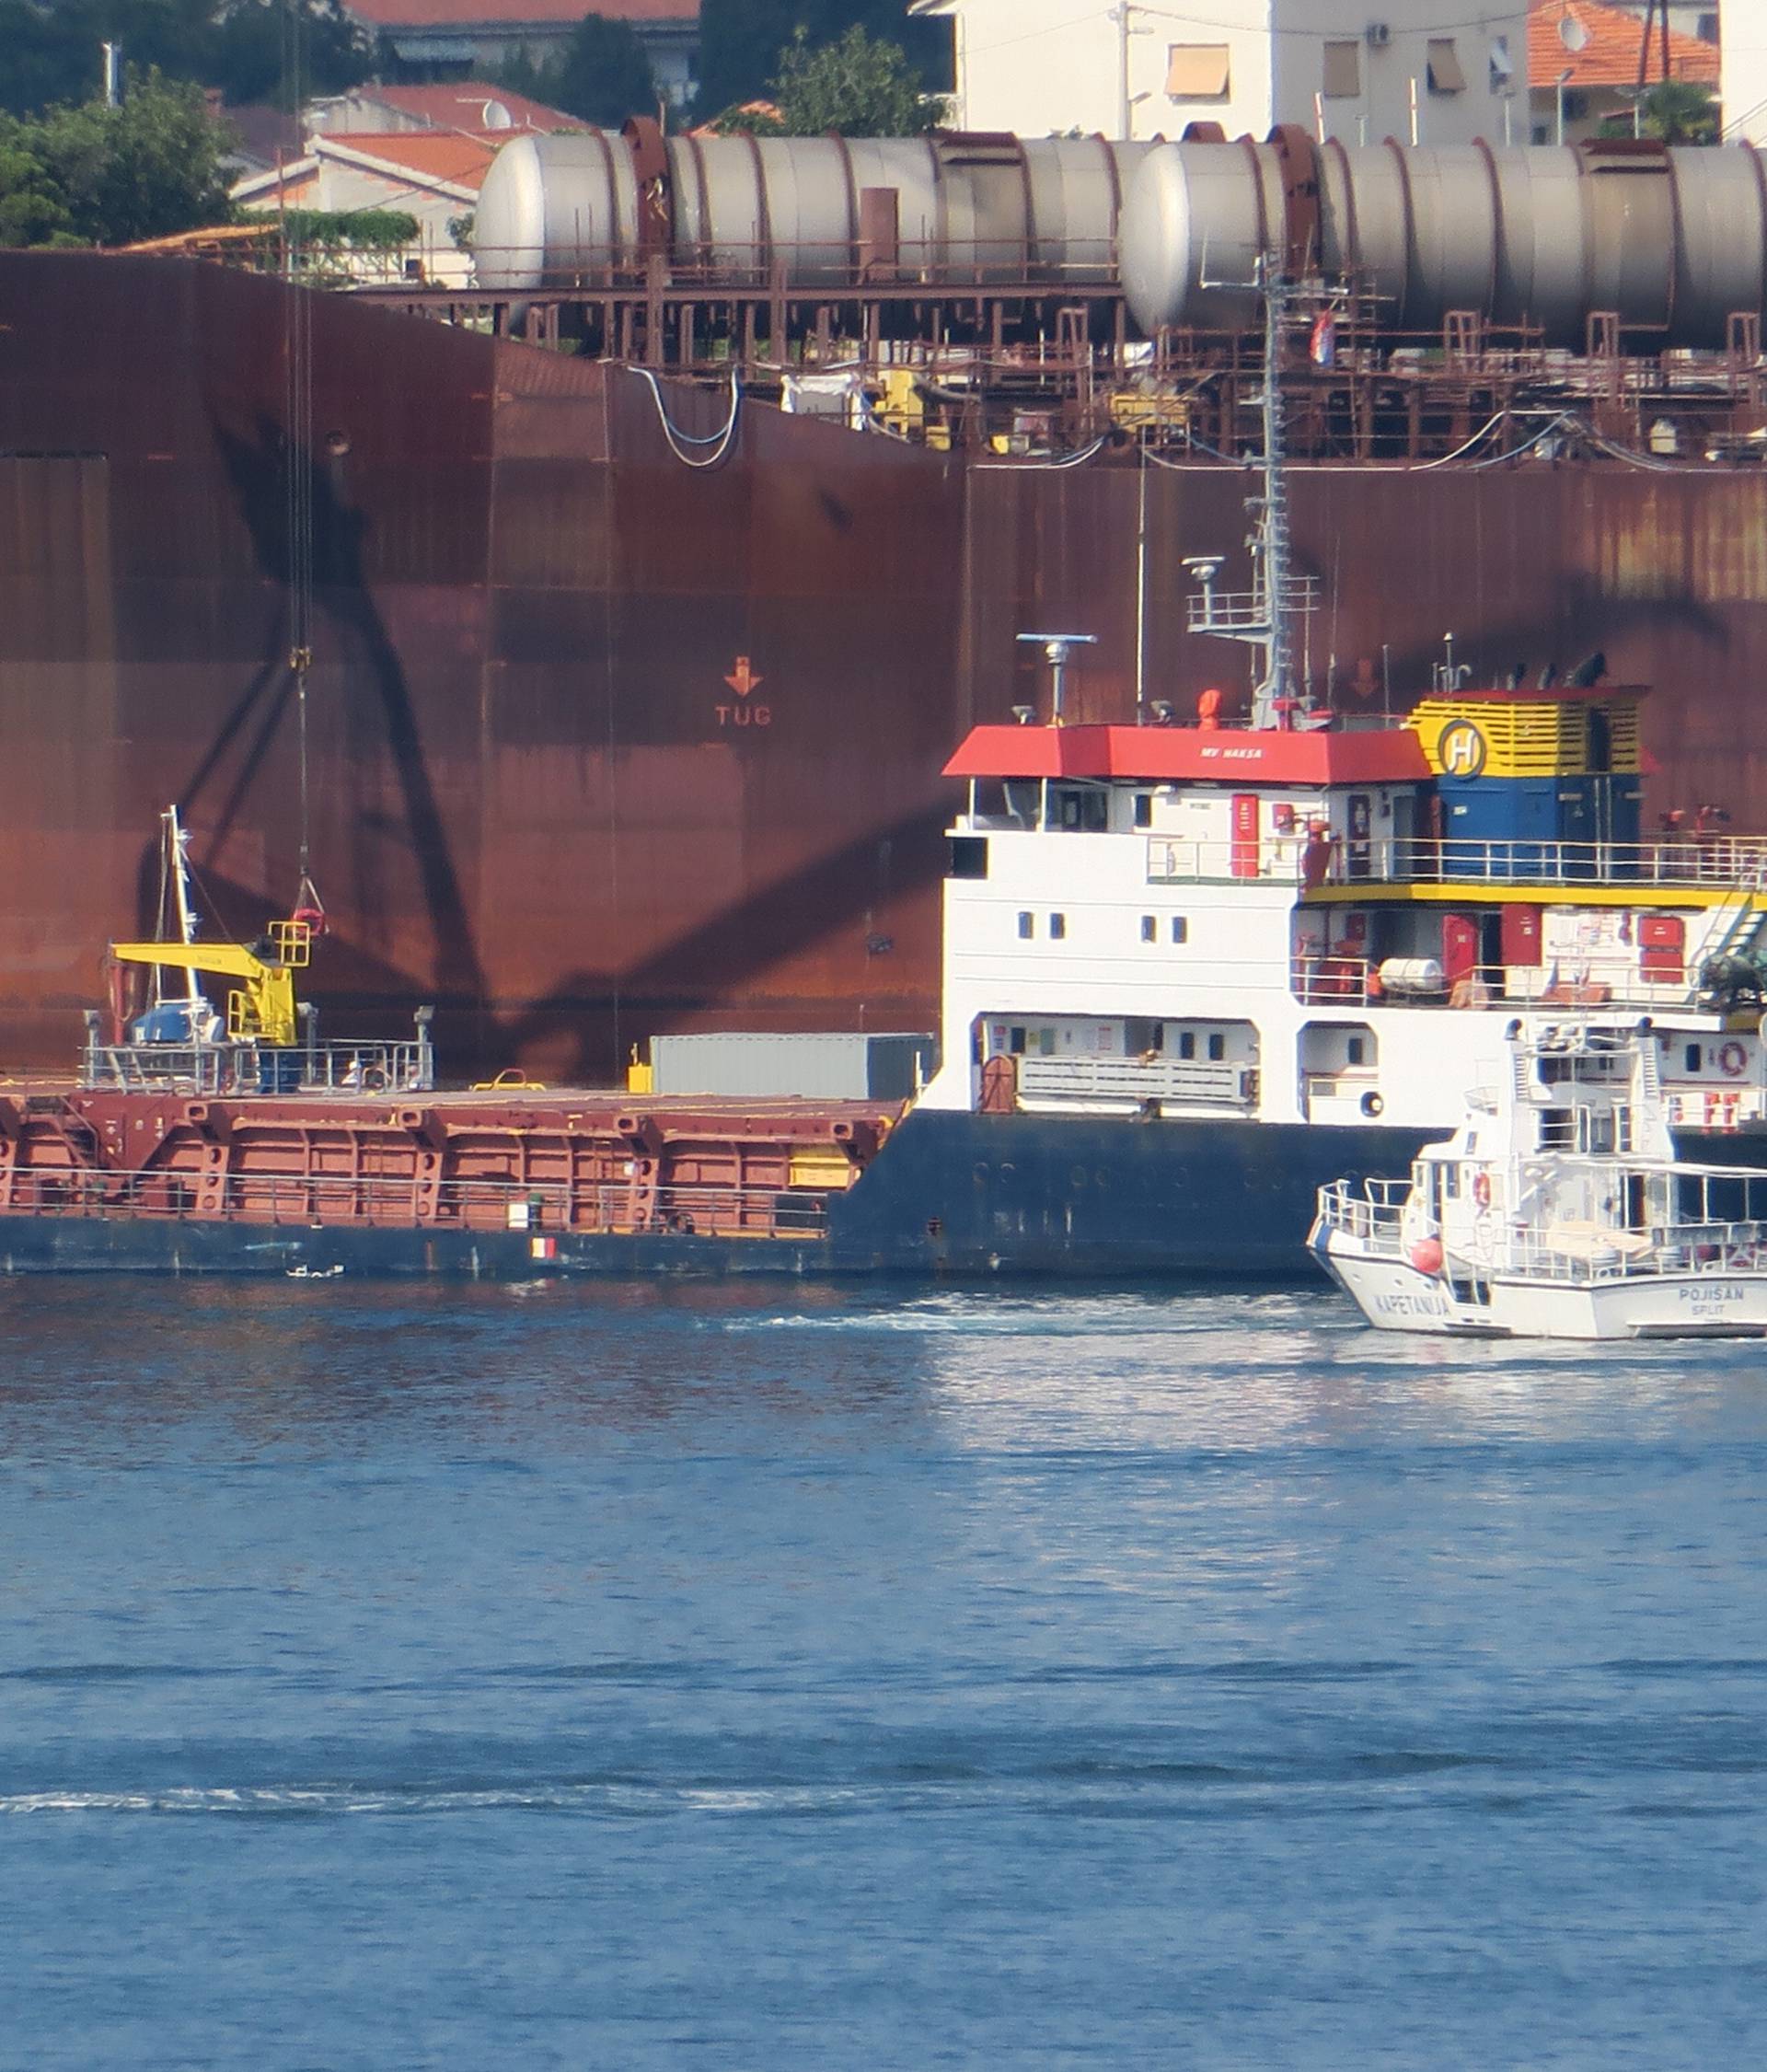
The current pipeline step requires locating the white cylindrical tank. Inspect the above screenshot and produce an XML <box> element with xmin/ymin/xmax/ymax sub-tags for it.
<box><xmin>472</xmin><ymin>130</ymin><xmax>1157</xmax><ymax>295</ymax></box>
<box><xmin>474</xmin><ymin>129</ymin><xmax>641</xmax><ymax>294</ymax></box>
<box><xmin>1122</xmin><ymin>137</ymin><xmax>1767</xmax><ymax>350</ymax></box>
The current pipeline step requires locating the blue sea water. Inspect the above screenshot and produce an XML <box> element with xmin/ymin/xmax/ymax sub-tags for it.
<box><xmin>2</xmin><ymin>1277</ymin><xmax>1766</xmax><ymax>2069</ymax></box>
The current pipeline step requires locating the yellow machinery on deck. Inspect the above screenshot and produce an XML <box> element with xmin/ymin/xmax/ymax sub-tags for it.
<box><xmin>109</xmin><ymin>920</ymin><xmax>314</xmax><ymax>1048</ymax></box>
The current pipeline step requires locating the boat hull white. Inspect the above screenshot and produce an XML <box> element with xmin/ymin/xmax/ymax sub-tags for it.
<box><xmin>1313</xmin><ymin>1230</ymin><xmax>1767</xmax><ymax>1339</ymax></box>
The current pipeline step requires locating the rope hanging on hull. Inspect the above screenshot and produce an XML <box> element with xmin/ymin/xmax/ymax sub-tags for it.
<box><xmin>282</xmin><ymin>0</ymin><xmax>324</xmax><ymax>936</ymax></box>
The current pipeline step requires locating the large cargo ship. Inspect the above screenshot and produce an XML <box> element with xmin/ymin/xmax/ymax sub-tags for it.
<box><xmin>6</xmin><ymin>132</ymin><xmax>1767</xmax><ymax>1090</ymax></box>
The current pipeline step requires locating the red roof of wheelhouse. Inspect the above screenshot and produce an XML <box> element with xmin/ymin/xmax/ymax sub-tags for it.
<box><xmin>942</xmin><ymin>723</ymin><xmax>1432</xmax><ymax>785</ymax></box>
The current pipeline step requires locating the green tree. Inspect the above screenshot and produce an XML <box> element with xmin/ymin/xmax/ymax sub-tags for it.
<box><xmin>29</xmin><ymin>70</ymin><xmax>234</xmax><ymax>245</ymax></box>
<box><xmin>1639</xmin><ymin>78</ymin><xmax>1718</xmax><ymax>145</ymax></box>
<box><xmin>539</xmin><ymin>15</ymin><xmax>658</xmax><ymax>127</ymax></box>
<box><xmin>771</xmin><ymin>25</ymin><xmax>946</xmax><ymax>136</ymax></box>
<box><xmin>0</xmin><ymin>126</ymin><xmax>75</xmax><ymax>245</ymax></box>
<box><xmin>696</xmin><ymin>3</ymin><xmax>949</xmax><ymax>122</ymax></box>
<box><xmin>0</xmin><ymin>0</ymin><xmax>372</xmax><ymax>118</ymax></box>
<box><xmin>208</xmin><ymin>1</ymin><xmax>375</xmax><ymax>109</ymax></box>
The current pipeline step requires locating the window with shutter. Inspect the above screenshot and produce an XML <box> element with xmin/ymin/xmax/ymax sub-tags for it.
<box><xmin>1166</xmin><ymin>43</ymin><xmax>1230</xmax><ymax>98</ymax></box>
<box><xmin>1426</xmin><ymin>38</ymin><xmax>1466</xmax><ymax>93</ymax></box>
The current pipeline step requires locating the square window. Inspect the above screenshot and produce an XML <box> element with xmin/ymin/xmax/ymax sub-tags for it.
<box><xmin>1171</xmin><ymin>916</ymin><xmax>1188</xmax><ymax>944</ymax></box>
<box><xmin>1322</xmin><ymin>40</ymin><xmax>1359</xmax><ymax>98</ymax></box>
<box><xmin>1207</xmin><ymin>1033</ymin><xmax>1225</xmax><ymax>1062</ymax></box>
<box><xmin>1140</xmin><ymin>915</ymin><xmax>1156</xmax><ymax>943</ymax></box>
<box><xmin>1050</xmin><ymin>913</ymin><xmax>1067</xmax><ymax>941</ymax></box>
<box><xmin>1018</xmin><ymin>911</ymin><xmax>1034</xmax><ymax>939</ymax></box>
<box><xmin>1166</xmin><ymin>41</ymin><xmax>1230</xmax><ymax>98</ymax></box>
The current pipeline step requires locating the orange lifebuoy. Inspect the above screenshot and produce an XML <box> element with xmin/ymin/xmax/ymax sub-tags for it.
<box><xmin>1719</xmin><ymin>1040</ymin><xmax>1748</xmax><ymax>1079</ymax></box>
<box><xmin>1472</xmin><ymin>1171</ymin><xmax>1493</xmax><ymax>1210</ymax></box>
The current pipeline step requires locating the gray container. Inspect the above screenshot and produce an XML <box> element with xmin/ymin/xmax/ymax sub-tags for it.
<box><xmin>649</xmin><ymin>1031</ymin><xmax>936</xmax><ymax>1102</ymax></box>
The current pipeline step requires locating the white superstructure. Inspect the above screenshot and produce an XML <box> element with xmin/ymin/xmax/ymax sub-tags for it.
<box><xmin>1311</xmin><ymin>1021</ymin><xmax>1767</xmax><ymax>1338</ymax></box>
<box><xmin>917</xmin><ymin>685</ymin><xmax>1767</xmax><ymax>1143</ymax></box>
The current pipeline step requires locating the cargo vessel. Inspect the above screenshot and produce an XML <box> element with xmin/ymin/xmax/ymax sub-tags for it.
<box><xmin>6</xmin><ymin>603</ymin><xmax>1767</xmax><ymax>1279</ymax></box>
<box><xmin>12</xmin><ymin>129</ymin><xmax>1767</xmax><ymax>1092</ymax></box>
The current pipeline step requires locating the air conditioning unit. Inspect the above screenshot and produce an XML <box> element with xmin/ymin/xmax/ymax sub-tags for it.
<box><xmin>1366</xmin><ymin>22</ymin><xmax>1392</xmax><ymax>47</ymax></box>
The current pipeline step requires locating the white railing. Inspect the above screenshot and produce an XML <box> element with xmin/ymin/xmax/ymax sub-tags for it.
<box><xmin>1145</xmin><ymin>833</ymin><xmax>1767</xmax><ymax>894</ymax></box>
<box><xmin>80</xmin><ymin>1036</ymin><xmax>434</xmax><ymax>1098</ymax></box>
<box><xmin>1315</xmin><ymin>1181</ymin><xmax>1767</xmax><ymax>1286</ymax></box>
<box><xmin>1314</xmin><ymin>1176</ymin><xmax>1411</xmax><ymax>1241</ymax></box>
<box><xmin>1288</xmin><ymin>954</ymin><xmax>1762</xmax><ymax>1020</ymax></box>
<box><xmin>1016</xmin><ymin>1055</ymin><xmax>1254</xmax><ymax>1110</ymax></box>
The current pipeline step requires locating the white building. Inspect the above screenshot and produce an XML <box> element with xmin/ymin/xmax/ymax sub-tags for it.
<box><xmin>1725</xmin><ymin>6</ymin><xmax>1767</xmax><ymax>144</ymax></box>
<box><xmin>341</xmin><ymin>2</ymin><xmax>700</xmax><ymax>109</ymax></box>
<box><xmin>911</xmin><ymin>1</ymin><xmax>1530</xmax><ymax>147</ymax></box>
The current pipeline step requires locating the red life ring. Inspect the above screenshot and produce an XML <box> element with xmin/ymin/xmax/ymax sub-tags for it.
<box><xmin>1719</xmin><ymin>1040</ymin><xmax>1748</xmax><ymax>1079</ymax></box>
<box><xmin>1472</xmin><ymin>1171</ymin><xmax>1493</xmax><ymax>1209</ymax></box>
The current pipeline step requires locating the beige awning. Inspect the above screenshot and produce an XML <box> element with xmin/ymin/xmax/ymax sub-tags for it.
<box><xmin>1166</xmin><ymin>43</ymin><xmax>1230</xmax><ymax>98</ymax></box>
<box><xmin>1322</xmin><ymin>41</ymin><xmax>1360</xmax><ymax>99</ymax></box>
<box><xmin>1426</xmin><ymin>38</ymin><xmax>1466</xmax><ymax>93</ymax></box>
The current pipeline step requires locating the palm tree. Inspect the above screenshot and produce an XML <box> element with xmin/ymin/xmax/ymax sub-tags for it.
<box><xmin>1639</xmin><ymin>79</ymin><xmax>1718</xmax><ymax>145</ymax></box>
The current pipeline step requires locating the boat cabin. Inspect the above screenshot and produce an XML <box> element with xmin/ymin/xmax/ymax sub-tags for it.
<box><xmin>922</xmin><ymin>676</ymin><xmax>1767</xmax><ymax>1136</ymax></box>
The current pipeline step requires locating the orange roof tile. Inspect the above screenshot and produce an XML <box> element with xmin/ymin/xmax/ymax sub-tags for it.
<box><xmin>359</xmin><ymin>81</ymin><xmax>587</xmax><ymax>132</ymax></box>
<box><xmin>1529</xmin><ymin>1</ymin><xmax>1719</xmax><ymax>91</ymax></box>
<box><xmin>318</xmin><ymin>129</ymin><xmax>508</xmax><ymax>191</ymax></box>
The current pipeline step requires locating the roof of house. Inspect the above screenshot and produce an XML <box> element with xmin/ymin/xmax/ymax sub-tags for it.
<box><xmin>1529</xmin><ymin>0</ymin><xmax>1719</xmax><ymax>91</ymax></box>
<box><xmin>343</xmin><ymin>0</ymin><xmax>698</xmax><ymax>26</ymax></box>
<box><xmin>351</xmin><ymin>82</ymin><xmax>587</xmax><ymax>132</ymax></box>
<box><xmin>318</xmin><ymin>129</ymin><xmax>510</xmax><ymax>193</ymax></box>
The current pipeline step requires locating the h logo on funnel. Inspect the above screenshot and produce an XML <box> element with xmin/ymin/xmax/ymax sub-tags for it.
<box><xmin>1438</xmin><ymin>720</ymin><xmax>1487</xmax><ymax>779</ymax></box>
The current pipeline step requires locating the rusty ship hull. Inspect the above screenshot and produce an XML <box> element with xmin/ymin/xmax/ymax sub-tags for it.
<box><xmin>5</xmin><ymin>251</ymin><xmax>1767</xmax><ymax>1082</ymax></box>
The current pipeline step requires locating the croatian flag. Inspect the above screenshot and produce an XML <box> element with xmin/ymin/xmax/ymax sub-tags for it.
<box><xmin>1310</xmin><ymin>312</ymin><xmax>1336</xmax><ymax>367</ymax></box>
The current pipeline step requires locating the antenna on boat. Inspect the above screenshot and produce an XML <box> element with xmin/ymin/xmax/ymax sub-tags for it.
<box><xmin>1015</xmin><ymin>632</ymin><xmax>1098</xmax><ymax>725</ymax></box>
<box><xmin>1182</xmin><ymin>254</ymin><xmax>1319</xmax><ymax>729</ymax></box>
<box><xmin>163</xmin><ymin>805</ymin><xmax>208</xmax><ymax>1024</ymax></box>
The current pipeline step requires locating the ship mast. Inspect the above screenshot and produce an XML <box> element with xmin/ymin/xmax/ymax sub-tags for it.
<box><xmin>1183</xmin><ymin>256</ymin><xmax>1317</xmax><ymax>730</ymax></box>
<box><xmin>165</xmin><ymin>805</ymin><xmax>208</xmax><ymax>1023</ymax></box>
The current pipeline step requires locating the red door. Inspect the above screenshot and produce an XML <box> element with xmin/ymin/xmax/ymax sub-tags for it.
<box><xmin>1442</xmin><ymin>913</ymin><xmax>1480</xmax><ymax>986</ymax></box>
<box><xmin>1639</xmin><ymin>913</ymin><xmax>1685</xmax><ymax>982</ymax></box>
<box><xmin>1501</xmin><ymin>905</ymin><xmax>1542</xmax><ymax>969</ymax></box>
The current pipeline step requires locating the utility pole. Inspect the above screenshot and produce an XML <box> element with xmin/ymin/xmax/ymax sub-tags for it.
<box><xmin>1108</xmin><ymin>4</ymin><xmax>1140</xmax><ymax>141</ymax></box>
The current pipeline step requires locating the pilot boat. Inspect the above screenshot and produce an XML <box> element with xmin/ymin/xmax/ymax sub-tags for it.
<box><xmin>1310</xmin><ymin>1020</ymin><xmax>1767</xmax><ymax>1337</ymax></box>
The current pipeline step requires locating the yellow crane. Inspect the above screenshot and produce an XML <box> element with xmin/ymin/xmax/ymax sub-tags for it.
<box><xmin>109</xmin><ymin>920</ymin><xmax>314</xmax><ymax>1048</ymax></box>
